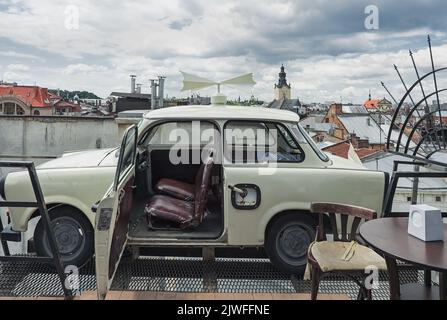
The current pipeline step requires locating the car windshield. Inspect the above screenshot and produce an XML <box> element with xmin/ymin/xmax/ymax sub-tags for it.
<box><xmin>287</xmin><ymin>122</ymin><xmax>329</xmax><ymax>162</ymax></box>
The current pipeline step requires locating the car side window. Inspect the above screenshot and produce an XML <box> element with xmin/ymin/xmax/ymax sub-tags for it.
<box><xmin>146</xmin><ymin>121</ymin><xmax>218</xmax><ymax>146</ymax></box>
<box><xmin>224</xmin><ymin>121</ymin><xmax>304</xmax><ymax>164</ymax></box>
<box><xmin>115</xmin><ymin>126</ymin><xmax>137</xmax><ymax>190</ymax></box>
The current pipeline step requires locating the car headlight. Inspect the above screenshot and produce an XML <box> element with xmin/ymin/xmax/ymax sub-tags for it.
<box><xmin>0</xmin><ymin>174</ymin><xmax>7</xmax><ymax>200</ymax></box>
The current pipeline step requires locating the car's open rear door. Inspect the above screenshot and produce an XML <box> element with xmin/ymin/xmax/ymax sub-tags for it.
<box><xmin>95</xmin><ymin>125</ymin><xmax>138</xmax><ymax>300</ymax></box>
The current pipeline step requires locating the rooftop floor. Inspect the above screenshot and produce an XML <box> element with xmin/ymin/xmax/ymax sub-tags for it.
<box><xmin>0</xmin><ymin>256</ymin><xmax>429</xmax><ymax>300</ymax></box>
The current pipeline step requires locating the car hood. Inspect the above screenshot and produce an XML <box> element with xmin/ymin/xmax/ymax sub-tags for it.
<box><xmin>37</xmin><ymin>148</ymin><xmax>118</xmax><ymax>169</ymax></box>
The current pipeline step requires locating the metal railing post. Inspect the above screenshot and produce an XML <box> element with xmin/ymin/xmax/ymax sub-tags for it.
<box><xmin>0</xmin><ymin>161</ymin><xmax>73</xmax><ymax>299</ymax></box>
<box><xmin>0</xmin><ymin>214</ymin><xmax>10</xmax><ymax>256</ymax></box>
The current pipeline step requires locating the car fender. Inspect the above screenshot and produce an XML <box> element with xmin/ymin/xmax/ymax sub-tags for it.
<box><xmin>15</xmin><ymin>195</ymin><xmax>95</xmax><ymax>232</ymax></box>
<box><xmin>257</xmin><ymin>201</ymin><xmax>311</xmax><ymax>243</ymax></box>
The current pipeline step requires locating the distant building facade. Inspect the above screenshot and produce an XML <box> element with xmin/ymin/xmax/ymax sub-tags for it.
<box><xmin>108</xmin><ymin>92</ymin><xmax>152</xmax><ymax>113</ymax></box>
<box><xmin>48</xmin><ymin>92</ymin><xmax>81</xmax><ymax>116</ymax></box>
<box><xmin>363</xmin><ymin>94</ymin><xmax>393</xmax><ymax>113</ymax></box>
<box><xmin>320</xmin><ymin>103</ymin><xmax>387</xmax><ymax>157</ymax></box>
<box><xmin>0</xmin><ymin>84</ymin><xmax>53</xmax><ymax>116</ymax></box>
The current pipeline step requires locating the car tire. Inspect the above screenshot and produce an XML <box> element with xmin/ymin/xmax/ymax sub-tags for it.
<box><xmin>265</xmin><ymin>214</ymin><xmax>316</xmax><ymax>275</ymax></box>
<box><xmin>34</xmin><ymin>206</ymin><xmax>94</xmax><ymax>268</ymax></box>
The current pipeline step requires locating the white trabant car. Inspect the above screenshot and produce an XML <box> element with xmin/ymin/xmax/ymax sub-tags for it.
<box><xmin>0</xmin><ymin>105</ymin><xmax>387</xmax><ymax>298</ymax></box>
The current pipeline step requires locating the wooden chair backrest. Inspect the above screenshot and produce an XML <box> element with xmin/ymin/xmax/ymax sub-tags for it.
<box><xmin>310</xmin><ymin>202</ymin><xmax>377</xmax><ymax>242</ymax></box>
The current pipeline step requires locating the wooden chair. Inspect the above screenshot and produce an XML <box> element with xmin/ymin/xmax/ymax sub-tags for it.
<box><xmin>308</xmin><ymin>203</ymin><xmax>387</xmax><ymax>300</ymax></box>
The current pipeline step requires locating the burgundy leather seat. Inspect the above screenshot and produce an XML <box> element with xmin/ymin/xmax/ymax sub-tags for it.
<box><xmin>155</xmin><ymin>178</ymin><xmax>195</xmax><ymax>201</ymax></box>
<box><xmin>145</xmin><ymin>156</ymin><xmax>214</xmax><ymax>229</ymax></box>
<box><xmin>155</xmin><ymin>150</ymin><xmax>214</xmax><ymax>201</ymax></box>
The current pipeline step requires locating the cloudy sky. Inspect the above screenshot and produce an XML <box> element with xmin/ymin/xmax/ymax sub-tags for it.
<box><xmin>1</xmin><ymin>0</ymin><xmax>447</xmax><ymax>103</ymax></box>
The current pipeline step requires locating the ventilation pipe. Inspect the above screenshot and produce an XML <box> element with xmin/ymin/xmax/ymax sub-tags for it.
<box><xmin>150</xmin><ymin>79</ymin><xmax>157</xmax><ymax>109</ymax></box>
<box><xmin>158</xmin><ymin>76</ymin><xmax>165</xmax><ymax>108</ymax></box>
<box><xmin>130</xmin><ymin>75</ymin><xmax>136</xmax><ymax>93</ymax></box>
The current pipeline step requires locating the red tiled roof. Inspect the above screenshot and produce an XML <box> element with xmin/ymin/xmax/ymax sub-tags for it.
<box><xmin>322</xmin><ymin>141</ymin><xmax>351</xmax><ymax>159</ymax></box>
<box><xmin>48</xmin><ymin>92</ymin><xmax>62</xmax><ymax>100</ymax></box>
<box><xmin>356</xmin><ymin>148</ymin><xmax>380</xmax><ymax>159</ymax></box>
<box><xmin>54</xmin><ymin>100</ymin><xmax>81</xmax><ymax>112</ymax></box>
<box><xmin>0</xmin><ymin>85</ymin><xmax>52</xmax><ymax>108</ymax></box>
<box><xmin>363</xmin><ymin>99</ymin><xmax>380</xmax><ymax>109</ymax></box>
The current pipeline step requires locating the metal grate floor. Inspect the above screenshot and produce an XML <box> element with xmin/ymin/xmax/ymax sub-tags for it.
<box><xmin>0</xmin><ymin>256</ymin><xmax>430</xmax><ymax>300</ymax></box>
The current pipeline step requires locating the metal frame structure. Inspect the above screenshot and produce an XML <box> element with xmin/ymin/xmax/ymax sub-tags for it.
<box><xmin>384</xmin><ymin>36</ymin><xmax>447</xmax><ymax>159</ymax></box>
<box><xmin>383</xmin><ymin>160</ymin><xmax>447</xmax><ymax>217</ymax></box>
<box><xmin>0</xmin><ymin>161</ymin><xmax>72</xmax><ymax>298</ymax></box>
<box><xmin>381</xmin><ymin>36</ymin><xmax>447</xmax><ymax>217</ymax></box>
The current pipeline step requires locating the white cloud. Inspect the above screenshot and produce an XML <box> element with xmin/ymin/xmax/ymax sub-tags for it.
<box><xmin>0</xmin><ymin>0</ymin><xmax>446</xmax><ymax>103</ymax></box>
<box><xmin>63</xmin><ymin>63</ymin><xmax>108</xmax><ymax>75</ymax></box>
<box><xmin>6</xmin><ymin>63</ymin><xmax>29</xmax><ymax>72</ymax></box>
<box><xmin>0</xmin><ymin>50</ymin><xmax>43</xmax><ymax>60</ymax></box>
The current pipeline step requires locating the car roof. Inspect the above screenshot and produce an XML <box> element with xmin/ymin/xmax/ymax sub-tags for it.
<box><xmin>143</xmin><ymin>105</ymin><xmax>300</xmax><ymax>122</ymax></box>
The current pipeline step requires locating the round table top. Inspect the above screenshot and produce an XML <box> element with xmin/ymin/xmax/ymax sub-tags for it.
<box><xmin>360</xmin><ymin>218</ymin><xmax>447</xmax><ymax>272</ymax></box>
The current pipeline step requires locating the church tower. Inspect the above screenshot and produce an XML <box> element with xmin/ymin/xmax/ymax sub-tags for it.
<box><xmin>274</xmin><ymin>64</ymin><xmax>291</xmax><ymax>100</ymax></box>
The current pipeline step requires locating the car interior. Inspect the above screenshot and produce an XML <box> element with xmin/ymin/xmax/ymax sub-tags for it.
<box><xmin>127</xmin><ymin>121</ymin><xmax>225</xmax><ymax>240</ymax></box>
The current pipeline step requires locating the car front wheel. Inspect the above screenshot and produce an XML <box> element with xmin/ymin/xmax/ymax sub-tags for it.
<box><xmin>265</xmin><ymin>214</ymin><xmax>316</xmax><ymax>275</ymax></box>
<box><xmin>34</xmin><ymin>206</ymin><xmax>94</xmax><ymax>268</ymax></box>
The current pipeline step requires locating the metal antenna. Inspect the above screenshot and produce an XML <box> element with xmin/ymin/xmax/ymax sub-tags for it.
<box><xmin>428</xmin><ymin>35</ymin><xmax>446</xmax><ymax>148</ymax></box>
<box><xmin>381</xmin><ymin>81</ymin><xmax>399</xmax><ymax>105</ymax></box>
<box><xmin>409</xmin><ymin>50</ymin><xmax>431</xmax><ymax>124</ymax></box>
<box><xmin>409</xmin><ymin>50</ymin><xmax>437</xmax><ymax>152</ymax></box>
<box><xmin>393</xmin><ymin>64</ymin><xmax>422</xmax><ymax>119</ymax></box>
<box><xmin>393</xmin><ymin>64</ymin><xmax>433</xmax><ymax>154</ymax></box>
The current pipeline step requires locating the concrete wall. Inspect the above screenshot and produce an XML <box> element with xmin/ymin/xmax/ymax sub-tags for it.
<box><xmin>0</xmin><ymin>115</ymin><xmax>119</xmax><ymax>160</ymax></box>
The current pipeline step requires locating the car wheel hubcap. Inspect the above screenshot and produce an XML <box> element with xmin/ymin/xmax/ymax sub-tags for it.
<box><xmin>43</xmin><ymin>217</ymin><xmax>85</xmax><ymax>258</ymax></box>
<box><xmin>276</xmin><ymin>223</ymin><xmax>312</xmax><ymax>266</ymax></box>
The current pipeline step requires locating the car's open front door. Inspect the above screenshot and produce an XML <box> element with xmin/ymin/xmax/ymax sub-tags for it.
<box><xmin>95</xmin><ymin>125</ymin><xmax>138</xmax><ymax>300</ymax></box>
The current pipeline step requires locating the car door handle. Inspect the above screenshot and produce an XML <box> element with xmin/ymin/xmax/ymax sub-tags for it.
<box><xmin>228</xmin><ymin>185</ymin><xmax>247</xmax><ymax>197</ymax></box>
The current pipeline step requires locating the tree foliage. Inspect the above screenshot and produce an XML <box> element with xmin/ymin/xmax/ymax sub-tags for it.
<box><xmin>49</xmin><ymin>89</ymin><xmax>101</xmax><ymax>99</ymax></box>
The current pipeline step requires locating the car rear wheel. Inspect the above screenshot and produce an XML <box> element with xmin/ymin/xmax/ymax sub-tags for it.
<box><xmin>34</xmin><ymin>206</ymin><xmax>94</xmax><ymax>268</ymax></box>
<box><xmin>265</xmin><ymin>214</ymin><xmax>316</xmax><ymax>275</ymax></box>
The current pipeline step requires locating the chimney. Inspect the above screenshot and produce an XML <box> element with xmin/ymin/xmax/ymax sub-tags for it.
<box><xmin>150</xmin><ymin>79</ymin><xmax>157</xmax><ymax>109</ymax></box>
<box><xmin>158</xmin><ymin>76</ymin><xmax>165</xmax><ymax>108</ymax></box>
<box><xmin>130</xmin><ymin>75</ymin><xmax>136</xmax><ymax>93</ymax></box>
<box><xmin>136</xmin><ymin>84</ymin><xmax>142</xmax><ymax>94</ymax></box>
<box><xmin>332</xmin><ymin>103</ymin><xmax>342</xmax><ymax>115</ymax></box>
<box><xmin>350</xmin><ymin>133</ymin><xmax>359</xmax><ymax>149</ymax></box>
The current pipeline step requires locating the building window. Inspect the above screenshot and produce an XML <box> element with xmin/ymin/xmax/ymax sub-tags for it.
<box><xmin>4</xmin><ymin>103</ymin><xmax>15</xmax><ymax>115</ymax></box>
<box><xmin>436</xmin><ymin>196</ymin><xmax>442</xmax><ymax>202</ymax></box>
<box><xmin>0</xmin><ymin>104</ymin><xmax>2</xmax><ymax>114</ymax></box>
<box><xmin>16</xmin><ymin>106</ymin><xmax>25</xmax><ymax>115</ymax></box>
<box><xmin>33</xmin><ymin>110</ymin><xmax>40</xmax><ymax>116</ymax></box>
<box><xmin>407</xmin><ymin>196</ymin><xmax>412</xmax><ymax>202</ymax></box>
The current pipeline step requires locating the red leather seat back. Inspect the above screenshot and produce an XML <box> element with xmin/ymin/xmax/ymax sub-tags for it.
<box><xmin>193</xmin><ymin>156</ymin><xmax>214</xmax><ymax>222</ymax></box>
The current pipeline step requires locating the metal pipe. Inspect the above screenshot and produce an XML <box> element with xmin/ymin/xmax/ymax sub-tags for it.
<box><xmin>158</xmin><ymin>76</ymin><xmax>165</xmax><ymax>108</ymax></box>
<box><xmin>150</xmin><ymin>79</ymin><xmax>157</xmax><ymax>110</ymax></box>
<box><xmin>130</xmin><ymin>75</ymin><xmax>136</xmax><ymax>94</ymax></box>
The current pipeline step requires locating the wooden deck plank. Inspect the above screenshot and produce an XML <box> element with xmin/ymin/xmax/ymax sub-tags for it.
<box><xmin>69</xmin><ymin>291</ymin><xmax>350</xmax><ymax>300</ymax></box>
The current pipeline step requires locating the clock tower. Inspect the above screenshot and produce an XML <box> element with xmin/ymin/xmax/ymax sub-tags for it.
<box><xmin>274</xmin><ymin>64</ymin><xmax>291</xmax><ymax>100</ymax></box>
